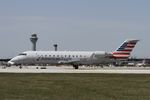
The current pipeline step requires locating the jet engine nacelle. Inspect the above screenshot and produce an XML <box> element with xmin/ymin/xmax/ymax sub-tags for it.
<box><xmin>92</xmin><ymin>51</ymin><xmax>112</xmax><ymax>58</ymax></box>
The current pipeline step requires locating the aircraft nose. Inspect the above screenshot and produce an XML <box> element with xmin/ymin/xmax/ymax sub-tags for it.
<box><xmin>11</xmin><ymin>58</ymin><xmax>17</xmax><ymax>62</ymax></box>
<box><xmin>7</xmin><ymin>61</ymin><xmax>15</xmax><ymax>65</ymax></box>
<box><xmin>8</xmin><ymin>57</ymin><xmax>19</xmax><ymax>65</ymax></box>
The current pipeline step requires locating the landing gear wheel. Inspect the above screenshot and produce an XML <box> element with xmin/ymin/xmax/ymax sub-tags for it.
<box><xmin>19</xmin><ymin>65</ymin><xmax>22</xmax><ymax>69</ymax></box>
<box><xmin>73</xmin><ymin>65</ymin><xmax>79</xmax><ymax>69</ymax></box>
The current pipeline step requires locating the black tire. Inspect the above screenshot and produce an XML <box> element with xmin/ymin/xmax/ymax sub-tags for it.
<box><xmin>19</xmin><ymin>66</ymin><xmax>22</xmax><ymax>69</ymax></box>
<box><xmin>73</xmin><ymin>65</ymin><xmax>79</xmax><ymax>69</ymax></box>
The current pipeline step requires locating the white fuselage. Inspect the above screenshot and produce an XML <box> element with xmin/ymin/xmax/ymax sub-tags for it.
<box><xmin>8</xmin><ymin>51</ymin><xmax>113</xmax><ymax>66</ymax></box>
<box><xmin>8</xmin><ymin>39</ymin><xmax>139</xmax><ymax>69</ymax></box>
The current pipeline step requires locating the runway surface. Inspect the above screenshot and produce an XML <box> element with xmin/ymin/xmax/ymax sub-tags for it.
<box><xmin>0</xmin><ymin>66</ymin><xmax>150</xmax><ymax>74</ymax></box>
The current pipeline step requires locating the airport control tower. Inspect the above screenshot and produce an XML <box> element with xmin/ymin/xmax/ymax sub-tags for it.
<box><xmin>30</xmin><ymin>33</ymin><xmax>38</xmax><ymax>51</ymax></box>
<box><xmin>53</xmin><ymin>44</ymin><xmax>58</xmax><ymax>51</ymax></box>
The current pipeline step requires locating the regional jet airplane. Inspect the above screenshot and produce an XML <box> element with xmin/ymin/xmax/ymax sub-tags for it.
<box><xmin>8</xmin><ymin>39</ymin><xmax>139</xmax><ymax>69</ymax></box>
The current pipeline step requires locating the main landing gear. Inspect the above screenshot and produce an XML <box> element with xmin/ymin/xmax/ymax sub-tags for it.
<box><xmin>73</xmin><ymin>65</ymin><xmax>79</xmax><ymax>69</ymax></box>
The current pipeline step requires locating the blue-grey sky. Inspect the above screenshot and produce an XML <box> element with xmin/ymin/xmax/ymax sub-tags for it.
<box><xmin>0</xmin><ymin>0</ymin><xmax>150</xmax><ymax>58</ymax></box>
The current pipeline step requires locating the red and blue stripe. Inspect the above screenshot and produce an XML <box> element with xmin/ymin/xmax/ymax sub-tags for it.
<box><xmin>112</xmin><ymin>39</ymin><xmax>139</xmax><ymax>59</ymax></box>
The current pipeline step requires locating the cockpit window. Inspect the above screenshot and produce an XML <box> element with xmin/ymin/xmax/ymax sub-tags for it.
<box><xmin>19</xmin><ymin>53</ymin><xmax>27</xmax><ymax>56</ymax></box>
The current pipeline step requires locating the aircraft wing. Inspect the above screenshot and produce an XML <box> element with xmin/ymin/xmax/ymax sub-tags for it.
<box><xmin>58</xmin><ymin>59</ymin><xmax>80</xmax><ymax>65</ymax></box>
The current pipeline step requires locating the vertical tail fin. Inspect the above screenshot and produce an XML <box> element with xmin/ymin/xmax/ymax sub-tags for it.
<box><xmin>112</xmin><ymin>39</ymin><xmax>139</xmax><ymax>59</ymax></box>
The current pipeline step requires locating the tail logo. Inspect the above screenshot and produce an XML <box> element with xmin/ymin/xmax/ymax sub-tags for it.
<box><xmin>112</xmin><ymin>39</ymin><xmax>139</xmax><ymax>59</ymax></box>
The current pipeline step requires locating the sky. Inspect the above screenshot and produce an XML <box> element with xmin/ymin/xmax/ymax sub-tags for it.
<box><xmin>0</xmin><ymin>0</ymin><xmax>150</xmax><ymax>58</ymax></box>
